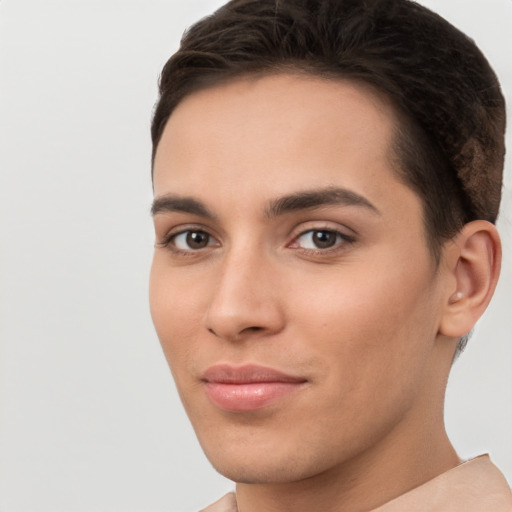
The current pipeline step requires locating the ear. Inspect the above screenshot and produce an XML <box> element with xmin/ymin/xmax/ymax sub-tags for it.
<box><xmin>439</xmin><ymin>220</ymin><xmax>501</xmax><ymax>338</ymax></box>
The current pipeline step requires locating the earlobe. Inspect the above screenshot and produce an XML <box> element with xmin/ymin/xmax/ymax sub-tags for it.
<box><xmin>439</xmin><ymin>221</ymin><xmax>501</xmax><ymax>338</ymax></box>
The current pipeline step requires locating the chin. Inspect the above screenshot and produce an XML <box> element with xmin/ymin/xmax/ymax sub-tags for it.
<box><xmin>197</xmin><ymin>429</ymin><xmax>339</xmax><ymax>485</ymax></box>
<box><xmin>209</xmin><ymin>453</ymin><xmax>320</xmax><ymax>485</ymax></box>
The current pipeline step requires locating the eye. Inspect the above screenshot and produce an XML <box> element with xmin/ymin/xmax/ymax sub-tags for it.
<box><xmin>294</xmin><ymin>229</ymin><xmax>350</xmax><ymax>250</ymax></box>
<box><xmin>171</xmin><ymin>230</ymin><xmax>217</xmax><ymax>251</ymax></box>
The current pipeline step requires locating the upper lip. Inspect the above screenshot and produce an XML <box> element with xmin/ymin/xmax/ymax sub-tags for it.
<box><xmin>201</xmin><ymin>364</ymin><xmax>307</xmax><ymax>384</ymax></box>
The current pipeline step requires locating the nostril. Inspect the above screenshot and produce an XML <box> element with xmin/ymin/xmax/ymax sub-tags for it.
<box><xmin>208</xmin><ymin>325</ymin><xmax>264</xmax><ymax>340</ymax></box>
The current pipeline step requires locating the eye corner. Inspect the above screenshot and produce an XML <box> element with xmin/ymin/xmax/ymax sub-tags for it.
<box><xmin>157</xmin><ymin>227</ymin><xmax>221</xmax><ymax>257</ymax></box>
<box><xmin>289</xmin><ymin>226</ymin><xmax>356</xmax><ymax>255</ymax></box>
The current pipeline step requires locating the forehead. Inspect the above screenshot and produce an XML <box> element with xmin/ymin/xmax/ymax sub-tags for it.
<box><xmin>154</xmin><ymin>74</ymin><xmax>414</xmax><ymax>220</ymax></box>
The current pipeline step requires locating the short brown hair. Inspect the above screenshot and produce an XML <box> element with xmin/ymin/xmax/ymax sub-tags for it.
<box><xmin>152</xmin><ymin>0</ymin><xmax>506</xmax><ymax>259</ymax></box>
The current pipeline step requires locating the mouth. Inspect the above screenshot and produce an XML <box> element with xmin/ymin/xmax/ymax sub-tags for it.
<box><xmin>201</xmin><ymin>364</ymin><xmax>308</xmax><ymax>412</ymax></box>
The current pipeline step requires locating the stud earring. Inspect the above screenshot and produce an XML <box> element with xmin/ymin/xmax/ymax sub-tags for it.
<box><xmin>449</xmin><ymin>291</ymin><xmax>464</xmax><ymax>304</ymax></box>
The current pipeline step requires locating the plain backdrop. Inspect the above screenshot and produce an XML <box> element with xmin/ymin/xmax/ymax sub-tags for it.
<box><xmin>0</xmin><ymin>1</ymin><xmax>511</xmax><ymax>511</ymax></box>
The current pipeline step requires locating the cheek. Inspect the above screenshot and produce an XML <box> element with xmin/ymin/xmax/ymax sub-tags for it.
<box><xmin>278</xmin><ymin>264</ymin><xmax>438</xmax><ymax>453</ymax></box>
<box><xmin>149</xmin><ymin>258</ymin><xmax>205</xmax><ymax>372</ymax></box>
<box><xmin>288</xmin><ymin>253</ymin><xmax>439</xmax><ymax>386</ymax></box>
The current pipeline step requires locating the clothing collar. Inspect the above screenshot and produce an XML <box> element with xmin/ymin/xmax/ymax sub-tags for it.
<box><xmin>201</xmin><ymin>455</ymin><xmax>512</xmax><ymax>512</ymax></box>
<box><xmin>372</xmin><ymin>455</ymin><xmax>512</xmax><ymax>512</ymax></box>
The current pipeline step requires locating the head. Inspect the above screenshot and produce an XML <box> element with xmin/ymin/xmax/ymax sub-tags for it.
<box><xmin>151</xmin><ymin>0</ymin><xmax>505</xmax><ymax>356</ymax></box>
<box><xmin>149</xmin><ymin>0</ymin><xmax>505</xmax><ymax>495</ymax></box>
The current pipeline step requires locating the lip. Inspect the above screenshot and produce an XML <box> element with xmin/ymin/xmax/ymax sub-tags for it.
<box><xmin>201</xmin><ymin>364</ymin><xmax>307</xmax><ymax>412</ymax></box>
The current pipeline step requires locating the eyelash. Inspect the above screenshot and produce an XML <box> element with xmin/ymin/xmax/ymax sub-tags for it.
<box><xmin>157</xmin><ymin>226</ymin><xmax>355</xmax><ymax>257</ymax></box>
<box><xmin>290</xmin><ymin>228</ymin><xmax>356</xmax><ymax>255</ymax></box>
<box><xmin>157</xmin><ymin>226</ymin><xmax>218</xmax><ymax>256</ymax></box>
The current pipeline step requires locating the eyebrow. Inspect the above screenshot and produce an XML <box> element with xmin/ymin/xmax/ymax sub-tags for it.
<box><xmin>265</xmin><ymin>187</ymin><xmax>380</xmax><ymax>217</ymax></box>
<box><xmin>151</xmin><ymin>195</ymin><xmax>216</xmax><ymax>218</ymax></box>
<box><xmin>151</xmin><ymin>186</ymin><xmax>379</xmax><ymax>219</ymax></box>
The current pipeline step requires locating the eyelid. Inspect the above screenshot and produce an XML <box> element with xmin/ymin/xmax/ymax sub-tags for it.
<box><xmin>155</xmin><ymin>220</ymin><xmax>356</xmax><ymax>255</ymax></box>
<box><xmin>287</xmin><ymin>222</ymin><xmax>356</xmax><ymax>253</ymax></box>
<box><xmin>288</xmin><ymin>220</ymin><xmax>356</xmax><ymax>240</ymax></box>
<box><xmin>156</xmin><ymin>224</ymin><xmax>221</xmax><ymax>253</ymax></box>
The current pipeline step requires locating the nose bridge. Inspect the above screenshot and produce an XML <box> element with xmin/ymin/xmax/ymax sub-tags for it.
<box><xmin>204</xmin><ymin>239</ymin><xmax>283</xmax><ymax>341</ymax></box>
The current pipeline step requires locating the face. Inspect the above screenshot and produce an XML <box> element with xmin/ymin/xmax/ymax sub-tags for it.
<box><xmin>150</xmin><ymin>74</ymin><xmax>449</xmax><ymax>484</ymax></box>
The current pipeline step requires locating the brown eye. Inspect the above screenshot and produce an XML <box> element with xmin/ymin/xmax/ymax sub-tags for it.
<box><xmin>311</xmin><ymin>230</ymin><xmax>338</xmax><ymax>248</ymax></box>
<box><xmin>186</xmin><ymin>231</ymin><xmax>210</xmax><ymax>248</ymax></box>
<box><xmin>296</xmin><ymin>229</ymin><xmax>343</xmax><ymax>250</ymax></box>
<box><xmin>172</xmin><ymin>230</ymin><xmax>215</xmax><ymax>250</ymax></box>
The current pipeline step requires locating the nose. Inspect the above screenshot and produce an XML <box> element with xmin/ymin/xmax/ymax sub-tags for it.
<box><xmin>204</xmin><ymin>250</ymin><xmax>285</xmax><ymax>342</ymax></box>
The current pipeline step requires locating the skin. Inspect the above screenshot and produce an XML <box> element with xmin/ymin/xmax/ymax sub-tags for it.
<box><xmin>150</xmin><ymin>74</ymin><xmax>464</xmax><ymax>512</ymax></box>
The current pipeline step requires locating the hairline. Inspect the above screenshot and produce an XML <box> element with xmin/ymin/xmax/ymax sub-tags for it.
<box><xmin>152</xmin><ymin>67</ymin><xmax>449</xmax><ymax>265</ymax></box>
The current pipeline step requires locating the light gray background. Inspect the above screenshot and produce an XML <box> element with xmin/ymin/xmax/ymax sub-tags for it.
<box><xmin>0</xmin><ymin>1</ymin><xmax>510</xmax><ymax>511</ymax></box>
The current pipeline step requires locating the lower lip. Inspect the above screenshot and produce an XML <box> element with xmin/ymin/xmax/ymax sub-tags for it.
<box><xmin>204</xmin><ymin>382</ymin><xmax>304</xmax><ymax>412</ymax></box>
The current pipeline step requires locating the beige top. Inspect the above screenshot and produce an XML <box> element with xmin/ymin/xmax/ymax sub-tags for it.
<box><xmin>201</xmin><ymin>455</ymin><xmax>512</xmax><ymax>512</ymax></box>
